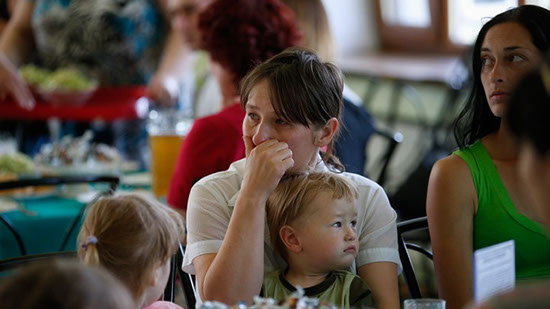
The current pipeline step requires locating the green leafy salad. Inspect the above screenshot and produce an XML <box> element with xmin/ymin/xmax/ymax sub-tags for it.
<box><xmin>0</xmin><ymin>153</ymin><xmax>34</xmax><ymax>174</ymax></box>
<box><xmin>20</xmin><ymin>65</ymin><xmax>98</xmax><ymax>92</ymax></box>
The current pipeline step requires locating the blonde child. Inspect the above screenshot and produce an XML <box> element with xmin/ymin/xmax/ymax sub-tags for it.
<box><xmin>78</xmin><ymin>193</ymin><xmax>185</xmax><ymax>309</ymax></box>
<box><xmin>264</xmin><ymin>173</ymin><xmax>371</xmax><ymax>308</ymax></box>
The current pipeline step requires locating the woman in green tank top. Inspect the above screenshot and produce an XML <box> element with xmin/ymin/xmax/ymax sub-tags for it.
<box><xmin>426</xmin><ymin>6</ymin><xmax>550</xmax><ymax>309</ymax></box>
<box><xmin>477</xmin><ymin>45</ymin><xmax>550</xmax><ymax>309</ymax></box>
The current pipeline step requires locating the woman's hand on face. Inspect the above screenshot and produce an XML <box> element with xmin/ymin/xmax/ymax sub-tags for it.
<box><xmin>241</xmin><ymin>135</ymin><xmax>294</xmax><ymax>201</ymax></box>
<box><xmin>0</xmin><ymin>53</ymin><xmax>35</xmax><ymax>109</ymax></box>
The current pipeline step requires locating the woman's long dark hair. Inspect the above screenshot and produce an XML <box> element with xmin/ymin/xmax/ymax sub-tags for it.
<box><xmin>454</xmin><ymin>5</ymin><xmax>550</xmax><ymax>149</ymax></box>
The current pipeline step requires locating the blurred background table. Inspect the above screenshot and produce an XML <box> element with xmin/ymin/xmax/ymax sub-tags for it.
<box><xmin>0</xmin><ymin>174</ymin><xmax>138</xmax><ymax>260</ymax></box>
<box><xmin>339</xmin><ymin>52</ymin><xmax>465</xmax><ymax>126</ymax></box>
<box><xmin>0</xmin><ymin>194</ymin><xmax>85</xmax><ymax>259</ymax></box>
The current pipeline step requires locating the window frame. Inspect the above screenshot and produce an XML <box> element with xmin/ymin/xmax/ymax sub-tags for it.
<box><xmin>374</xmin><ymin>0</ymin><xmax>527</xmax><ymax>54</ymax></box>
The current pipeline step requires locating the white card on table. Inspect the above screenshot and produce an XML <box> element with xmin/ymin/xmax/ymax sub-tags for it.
<box><xmin>473</xmin><ymin>240</ymin><xmax>515</xmax><ymax>304</ymax></box>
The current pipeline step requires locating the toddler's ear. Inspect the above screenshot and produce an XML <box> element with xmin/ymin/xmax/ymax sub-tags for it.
<box><xmin>280</xmin><ymin>226</ymin><xmax>302</xmax><ymax>253</ymax></box>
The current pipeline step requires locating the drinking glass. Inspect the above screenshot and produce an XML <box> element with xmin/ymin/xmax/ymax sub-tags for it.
<box><xmin>403</xmin><ymin>298</ymin><xmax>446</xmax><ymax>309</ymax></box>
<box><xmin>147</xmin><ymin>109</ymin><xmax>192</xmax><ymax>198</ymax></box>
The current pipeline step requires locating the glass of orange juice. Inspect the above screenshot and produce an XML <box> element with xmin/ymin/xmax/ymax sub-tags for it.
<box><xmin>147</xmin><ymin>110</ymin><xmax>193</xmax><ymax>198</ymax></box>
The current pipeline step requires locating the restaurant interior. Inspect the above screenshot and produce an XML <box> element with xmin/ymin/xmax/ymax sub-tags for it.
<box><xmin>1</xmin><ymin>0</ymin><xmax>550</xmax><ymax>308</ymax></box>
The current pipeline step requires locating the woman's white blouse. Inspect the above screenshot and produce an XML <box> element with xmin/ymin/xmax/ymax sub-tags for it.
<box><xmin>182</xmin><ymin>157</ymin><xmax>401</xmax><ymax>275</ymax></box>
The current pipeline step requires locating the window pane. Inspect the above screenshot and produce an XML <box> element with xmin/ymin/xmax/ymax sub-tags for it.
<box><xmin>381</xmin><ymin>0</ymin><xmax>431</xmax><ymax>28</ymax></box>
<box><xmin>448</xmin><ymin>0</ymin><xmax>518</xmax><ymax>46</ymax></box>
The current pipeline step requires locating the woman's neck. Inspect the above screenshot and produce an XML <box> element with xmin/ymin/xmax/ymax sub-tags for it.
<box><xmin>221</xmin><ymin>94</ymin><xmax>239</xmax><ymax>109</ymax></box>
<box><xmin>483</xmin><ymin>122</ymin><xmax>519</xmax><ymax>161</ymax></box>
<box><xmin>218</xmin><ymin>76</ymin><xmax>239</xmax><ymax>109</ymax></box>
<box><xmin>306</xmin><ymin>150</ymin><xmax>322</xmax><ymax>171</ymax></box>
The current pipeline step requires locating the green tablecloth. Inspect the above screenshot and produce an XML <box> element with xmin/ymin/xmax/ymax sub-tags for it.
<box><xmin>0</xmin><ymin>195</ymin><xmax>85</xmax><ymax>259</ymax></box>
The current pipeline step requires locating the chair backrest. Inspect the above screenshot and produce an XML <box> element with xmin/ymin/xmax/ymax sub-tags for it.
<box><xmin>164</xmin><ymin>243</ymin><xmax>196</xmax><ymax>309</ymax></box>
<box><xmin>369</xmin><ymin>126</ymin><xmax>403</xmax><ymax>187</ymax></box>
<box><xmin>0</xmin><ymin>175</ymin><xmax>119</xmax><ymax>255</ymax></box>
<box><xmin>335</xmin><ymin>93</ymin><xmax>403</xmax><ymax>188</ymax></box>
<box><xmin>0</xmin><ymin>251</ymin><xmax>77</xmax><ymax>273</ymax></box>
<box><xmin>397</xmin><ymin>216</ymin><xmax>433</xmax><ymax>299</ymax></box>
<box><xmin>335</xmin><ymin>97</ymin><xmax>375</xmax><ymax>176</ymax></box>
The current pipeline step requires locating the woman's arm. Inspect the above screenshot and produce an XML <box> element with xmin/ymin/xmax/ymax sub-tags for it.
<box><xmin>0</xmin><ymin>0</ymin><xmax>35</xmax><ymax>108</ymax></box>
<box><xmin>358</xmin><ymin>262</ymin><xmax>399</xmax><ymax>309</ymax></box>
<box><xmin>354</xmin><ymin>179</ymin><xmax>400</xmax><ymax>308</ymax></box>
<box><xmin>0</xmin><ymin>0</ymin><xmax>34</xmax><ymax>64</ymax></box>
<box><xmin>147</xmin><ymin>1</ymin><xmax>190</xmax><ymax>106</ymax></box>
<box><xmin>427</xmin><ymin>155</ymin><xmax>477</xmax><ymax>309</ymax></box>
<box><xmin>192</xmin><ymin>137</ymin><xmax>293</xmax><ymax>305</ymax></box>
<box><xmin>146</xmin><ymin>29</ymin><xmax>190</xmax><ymax>106</ymax></box>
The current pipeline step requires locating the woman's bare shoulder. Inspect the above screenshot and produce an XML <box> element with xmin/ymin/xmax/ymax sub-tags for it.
<box><xmin>431</xmin><ymin>154</ymin><xmax>472</xmax><ymax>179</ymax></box>
<box><xmin>428</xmin><ymin>154</ymin><xmax>477</xmax><ymax>214</ymax></box>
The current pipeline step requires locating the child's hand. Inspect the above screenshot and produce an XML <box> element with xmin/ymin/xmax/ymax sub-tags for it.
<box><xmin>241</xmin><ymin>136</ymin><xmax>294</xmax><ymax>202</ymax></box>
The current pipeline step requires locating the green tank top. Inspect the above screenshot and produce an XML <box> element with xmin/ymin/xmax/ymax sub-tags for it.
<box><xmin>454</xmin><ymin>140</ymin><xmax>550</xmax><ymax>280</ymax></box>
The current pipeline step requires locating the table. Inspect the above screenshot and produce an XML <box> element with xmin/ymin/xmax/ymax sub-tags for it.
<box><xmin>0</xmin><ymin>86</ymin><xmax>149</xmax><ymax>121</ymax></box>
<box><xmin>0</xmin><ymin>173</ymin><xmax>150</xmax><ymax>260</ymax></box>
<box><xmin>339</xmin><ymin>52</ymin><xmax>466</xmax><ymax>126</ymax></box>
<box><xmin>0</xmin><ymin>195</ymin><xmax>85</xmax><ymax>260</ymax></box>
<box><xmin>340</xmin><ymin>52</ymin><xmax>463</xmax><ymax>85</ymax></box>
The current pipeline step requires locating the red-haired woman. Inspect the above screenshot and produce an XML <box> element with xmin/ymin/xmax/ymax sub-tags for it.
<box><xmin>166</xmin><ymin>0</ymin><xmax>301</xmax><ymax>216</ymax></box>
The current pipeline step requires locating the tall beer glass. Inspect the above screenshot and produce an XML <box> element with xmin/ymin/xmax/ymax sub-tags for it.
<box><xmin>147</xmin><ymin>110</ymin><xmax>192</xmax><ymax>198</ymax></box>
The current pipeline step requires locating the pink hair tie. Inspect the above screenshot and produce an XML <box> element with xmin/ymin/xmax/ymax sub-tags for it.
<box><xmin>81</xmin><ymin>235</ymin><xmax>98</xmax><ymax>251</ymax></box>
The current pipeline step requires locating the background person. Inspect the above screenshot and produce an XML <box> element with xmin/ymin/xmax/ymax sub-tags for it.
<box><xmin>78</xmin><ymin>193</ymin><xmax>185</xmax><ymax>309</ymax></box>
<box><xmin>166</xmin><ymin>0</ymin><xmax>300</xmax><ymax>216</ymax></box>
<box><xmin>0</xmin><ymin>0</ymin><xmax>187</xmax><ymax>166</ymax></box>
<box><xmin>426</xmin><ymin>5</ymin><xmax>550</xmax><ymax>309</ymax></box>
<box><xmin>281</xmin><ymin>0</ymin><xmax>375</xmax><ymax>176</ymax></box>
<box><xmin>264</xmin><ymin>172</ymin><xmax>372</xmax><ymax>308</ymax></box>
<box><xmin>0</xmin><ymin>259</ymin><xmax>135</xmax><ymax>309</ymax></box>
<box><xmin>183</xmin><ymin>48</ymin><xmax>400</xmax><ymax>308</ymax></box>
<box><xmin>0</xmin><ymin>0</ymin><xmax>184</xmax><ymax>107</ymax></box>
<box><xmin>0</xmin><ymin>0</ymin><xmax>17</xmax><ymax>35</ymax></box>
<box><xmin>165</xmin><ymin>0</ymin><xmax>220</xmax><ymax>118</ymax></box>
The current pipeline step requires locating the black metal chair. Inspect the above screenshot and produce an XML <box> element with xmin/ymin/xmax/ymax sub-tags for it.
<box><xmin>0</xmin><ymin>175</ymin><xmax>119</xmax><ymax>255</ymax></box>
<box><xmin>397</xmin><ymin>216</ymin><xmax>433</xmax><ymax>299</ymax></box>
<box><xmin>334</xmin><ymin>97</ymin><xmax>403</xmax><ymax>188</ymax></box>
<box><xmin>164</xmin><ymin>242</ymin><xmax>196</xmax><ymax>309</ymax></box>
<box><xmin>0</xmin><ymin>251</ymin><xmax>77</xmax><ymax>273</ymax></box>
<box><xmin>370</xmin><ymin>126</ymin><xmax>403</xmax><ymax>188</ymax></box>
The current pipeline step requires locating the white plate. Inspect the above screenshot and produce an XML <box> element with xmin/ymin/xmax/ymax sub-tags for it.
<box><xmin>0</xmin><ymin>198</ymin><xmax>18</xmax><ymax>213</ymax></box>
<box><xmin>120</xmin><ymin>172</ymin><xmax>151</xmax><ymax>187</ymax></box>
<box><xmin>37</xmin><ymin>87</ymin><xmax>97</xmax><ymax>106</ymax></box>
<box><xmin>34</xmin><ymin>161</ymin><xmax>139</xmax><ymax>176</ymax></box>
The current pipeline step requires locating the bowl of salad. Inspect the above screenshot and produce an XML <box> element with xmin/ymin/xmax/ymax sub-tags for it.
<box><xmin>20</xmin><ymin>65</ymin><xmax>99</xmax><ymax>105</ymax></box>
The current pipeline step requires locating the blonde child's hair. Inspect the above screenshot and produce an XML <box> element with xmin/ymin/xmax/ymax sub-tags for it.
<box><xmin>77</xmin><ymin>193</ymin><xmax>184</xmax><ymax>299</ymax></box>
<box><xmin>266</xmin><ymin>172</ymin><xmax>358</xmax><ymax>260</ymax></box>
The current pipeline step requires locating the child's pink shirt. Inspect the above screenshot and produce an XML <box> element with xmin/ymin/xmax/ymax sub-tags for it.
<box><xmin>143</xmin><ymin>301</ymin><xmax>184</xmax><ymax>309</ymax></box>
